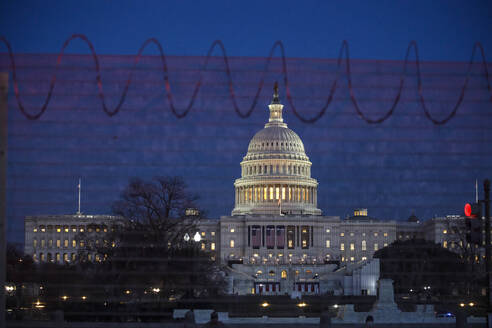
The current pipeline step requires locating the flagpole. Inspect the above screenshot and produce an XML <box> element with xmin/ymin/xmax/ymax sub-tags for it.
<box><xmin>77</xmin><ymin>178</ymin><xmax>81</xmax><ymax>214</ymax></box>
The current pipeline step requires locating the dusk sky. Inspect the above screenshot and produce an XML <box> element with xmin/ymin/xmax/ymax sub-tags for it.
<box><xmin>1</xmin><ymin>1</ymin><xmax>492</xmax><ymax>243</ymax></box>
<box><xmin>1</xmin><ymin>1</ymin><xmax>492</xmax><ymax>60</ymax></box>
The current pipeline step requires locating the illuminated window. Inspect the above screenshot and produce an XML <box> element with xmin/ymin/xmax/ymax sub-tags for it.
<box><xmin>56</xmin><ymin>226</ymin><xmax>61</xmax><ymax>233</ymax></box>
<box><xmin>201</xmin><ymin>243</ymin><xmax>205</xmax><ymax>250</ymax></box>
<box><xmin>350</xmin><ymin>232</ymin><xmax>354</xmax><ymax>237</ymax></box>
<box><xmin>256</xmin><ymin>270</ymin><xmax>263</xmax><ymax>275</ymax></box>
<box><xmin>211</xmin><ymin>231</ymin><xmax>215</xmax><ymax>236</ymax></box>
<box><xmin>33</xmin><ymin>228</ymin><xmax>37</xmax><ymax>233</ymax></box>
<box><xmin>384</xmin><ymin>243</ymin><xmax>388</xmax><ymax>247</ymax></box>
<box><xmin>443</xmin><ymin>241</ymin><xmax>448</xmax><ymax>248</ymax></box>
<box><xmin>326</xmin><ymin>229</ymin><xmax>330</xmax><ymax>233</ymax></box>
<box><xmin>40</xmin><ymin>226</ymin><xmax>46</xmax><ymax>232</ymax></box>
<box><xmin>340</xmin><ymin>243</ymin><xmax>345</xmax><ymax>251</ymax></box>
<box><xmin>276</xmin><ymin>187</ymin><xmax>280</xmax><ymax>200</ymax></box>
<box><xmin>374</xmin><ymin>243</ymin><xmax>378</xmax><ymax>251</ymax></box>
<box><xmin>71</xmin><ymin>226</ymin><xmax>77</xmax><ymax>232</ymax></box>
<box><xmin>340</xmin><ymin>232</ymin><xmax>344</xmax><ymax>237</ymax></box>
<box><xmin>350</xmin><ymin>243</ymin><xmax>355</xmax><ymax>251</ymax></box>
<box><xmin>374</xmin><ymin>232</ymin><xmax>378</xmax><ymax>237</ymax></box>
<box><xmin>443</xmin><ymin>230</ymin><xmax>447</xmax><ymax>234</ymax></box>
<box><xmin>71</xmin><ymin>253</ymin><xmax>76</xmax><ymax>262</ymax></box>
<box><xmin>362</xmin><ymin>232</ymin><xmax>366</xmax><ymax>236</ymax></box>
<box><xmin>264</xmin><ymin>187</ymin><xmax>267</xmax><ymax>200</ymax></box>
<box><xmin>79</xmin><ymin>226</ymin><xmax>84</xmax><ymax>232</ymax></box>
<box><xmin>341</xmin><ymin>256</ymin><xmax>345</xmax><ymax>262</ymax></box>
<box><xmin>384</xmin><ymin>232</ymin><xmax>388</xmax><ymax>237</ymax></box>
<box><xmin>63</xmin><ymin>253</ymin><xmax>69</xmax><ymax>262</ymax></box>
<box><xmin>64</xmin><ymin>239</ymin><xmax>69</xmax><ymax>248</ymax></box>
<box><xmin>282</xmin><ymin>187</ymin><xmax>286</xmax><ymax>200</ymax></box>
<box><xmin>56</xmin><ymin>253</ymin><xmax>61</xmax><ymax>262</ymax></box>
<box><xmin>56</xmin><ymin>240</ymin><xmax>61</xmax><ymax>248</ymax></box>
<box><xmin>230</xmin><ymin>228</ymin><xmax>235</xmax><ymax>233</ymax></box>
<box><xmin>72</xmin><ymin>240</ymin><xmax>76</xmax><ymax>248</ymax></box>
<box><xmin>33</xmin><ymin>239</ymin><xmax>37</xmax><ymax>248</ymax></box>
<box><xmin>362</xmin><ymin>256</ymin><xmax>367</xmax><ymax>261</ymax></box>
<box><xmin>230</xmin><ymin>240</ymin><xmax>235</xmax><ymax>248</ymax></box>
<box><xmin>326</xmin><ymin>240</ymin><xmax>330</xmax><ymax>248</ymax></box>
<box><xmin>289</xmin><ymin>187</ymin><xmax>292</xmax><ymax>200</ymax></box>
<box><xmin>64</xmin><ymin>226</ymin><xmax>69</xmax><ymax>233</ymax></box>
<box><xmin>269</xmin><ymin>187</ymin><xmax>274</xmax><ymax>200</ymax></box>
<box><xmin>80</xmin><ymin>240</ymin><xmax>85</xmax><ymax>247</ymax></box>
<box><xmin>362</xmin><ymin>240</ymin><xmax>367</xmax><ymax>251</ymax></box>
<box><xmin>41</xmin><ymin>239</ymin><xmax>45</xmax><ymax>248</ymax></box>
<box><xmin>211</xmin><ymin>242</ymin><xmax>215</xmax><ymax>250</ymax></box>
<box><xmin>269</xmin><ymin>270</ymin><xmax>275</xmax><ymax>276</ymax></box>
<box><xmin>350</xmin><ymin>257</ymin><xmax>354</xmax><ymax>262</ymax></box>
<box><xmin>48</xmin><ymin>239</ymin><xmax>53</xmax><ymax>248</ymax></box>
<box><xmin>281</xmin><ymin>270</ymin><xmax>287</xmax><ymax>279</ymax></box>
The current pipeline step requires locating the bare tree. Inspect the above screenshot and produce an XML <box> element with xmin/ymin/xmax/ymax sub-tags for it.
<box><xmin>74</xmin><ymin>176</ymin><xmax>224</xmax><ymax>307</ymax></box>
<box><xmin>444</xmin><ymin>218</ymin><xmax>485</xmax><ymax>295</ymax></box>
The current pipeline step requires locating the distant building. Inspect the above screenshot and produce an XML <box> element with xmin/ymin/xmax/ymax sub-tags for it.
<box><xmin>24</xmin><ymin>214</ymin><xmax>118</xmax><ymax>263</ymax></box>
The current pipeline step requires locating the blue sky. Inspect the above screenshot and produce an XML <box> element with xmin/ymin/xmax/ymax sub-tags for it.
<box><xmin>1</xmin><ymin>1</ymin><xmax>491</xmax><ymax>60</ymax></box>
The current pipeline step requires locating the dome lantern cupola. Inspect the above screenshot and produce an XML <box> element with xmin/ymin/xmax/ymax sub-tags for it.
<box><xmin>266</xmin><ymin>82</ymin><xmax>287</xmax><ymax>128</ymax></box>
<box><xmin>231</xmin><ymin>83</ymin><xmax>321</xmax><ymax>216</ymax></box>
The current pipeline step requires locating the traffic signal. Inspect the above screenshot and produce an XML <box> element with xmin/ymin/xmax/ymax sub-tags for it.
<box><xmin>464</xmin><ymin>202</ymin><xmax>483</xmax><ymax>245</ymax></box>
<box><xmin>464</xmin><ymin>203</ymin><xmax>481</xmax><ymax>218</ymax></box>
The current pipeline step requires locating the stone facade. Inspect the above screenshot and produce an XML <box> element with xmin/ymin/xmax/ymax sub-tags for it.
<box><xmin>24</xmin><ymin>214</ymin><xmax>118</xmax><ymax>263</ymax></box>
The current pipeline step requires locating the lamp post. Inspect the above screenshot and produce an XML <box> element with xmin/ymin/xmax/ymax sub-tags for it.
<box><xmin>183</xmin><ymin>232</ymin><xmax>201</xmax><ymax>300</ymax></box>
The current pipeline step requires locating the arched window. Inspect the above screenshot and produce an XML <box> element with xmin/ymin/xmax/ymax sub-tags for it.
<box><xmin>281</xmin><ymin>270</ymin><xmax>287</xmax><ymax>279</ymax></box>
<box><xmin>269</xmin><ymin>270</ymin><xmax>275</xmax><ymax>276</ymax></box>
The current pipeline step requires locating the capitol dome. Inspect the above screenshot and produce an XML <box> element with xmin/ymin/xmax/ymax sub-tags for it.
<box><xmin>232</xmin><ymin>83</ymin><xmax>321</xmax><ymax>216</ymax></box>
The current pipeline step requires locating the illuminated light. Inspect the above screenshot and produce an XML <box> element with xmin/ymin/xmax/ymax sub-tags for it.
<box><xmin>34</xmin><ymin>300</ymin><xmax>45</xmax><ymax>309</ymax></box>
<box><xmin>297</xmin><ymin>302</ymin><xmax>308</xmax><ymax>308</ymax></box>
<box><xmin>260</xmin><ymin>302</ymin><xmax>270</xmax><ymax>308</ymax></box>
<box><xmin>333</xmin><ymin>304</ymin><xmax>338</xmax><ymax>308</ymax></box>
<box><xmin>81</xmin><ymin>296</ymin><xmax>87</xmax><ymax>300</ymax></box>
<box><xmin>465</xmin><ymin>203</ymin><xmax>472</xmax><ymax>217</ymax></box>
<box><xmin>152</xmin><ymin>288</ymin><xmax>161</xmax><ymax>293</ymax></box>
<box><xmin>183</xmin><ymin>233</ymin><xmax>190</xmax><ymax>242</ymax></box>
<box><xmin>125</xmin><ymin>290</ymin><xmax>131</xmax><ymax>294</ymax></box>
<box><xmin>469</xmin><ymin>302</ymin><xmax>474</xmax><ymax>307</ymax></box>
<box><xmin>193</xmin><ymin>232</ymin><xmax>201</xmax><ymax>242</ymax></box>
<box><xmin>61</xmin><ymin>295</ymin><xmax>68</xmax><ymax>301</ymax></box>
<box><xmin>460</xmin><ymin>303</ymin><xmax>465</xmax><ymax>307</ymax></box>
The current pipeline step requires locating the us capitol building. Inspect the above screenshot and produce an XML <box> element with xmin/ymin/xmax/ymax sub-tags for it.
<box><xmin>24</xmin><ymin>85</ymin><xmax>467</xmax><ymax>297</ymax></box>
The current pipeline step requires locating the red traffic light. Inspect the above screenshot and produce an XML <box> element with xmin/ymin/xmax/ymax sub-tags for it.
<box><xmin>464</xmin><ymin>203</ymin><xmax>472</xmax><ymax>217</ymax></box>
<box><xmin>465</xmin><ymin>202</ymin><xmax>481</xmax><ymax>218</ymax></box>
